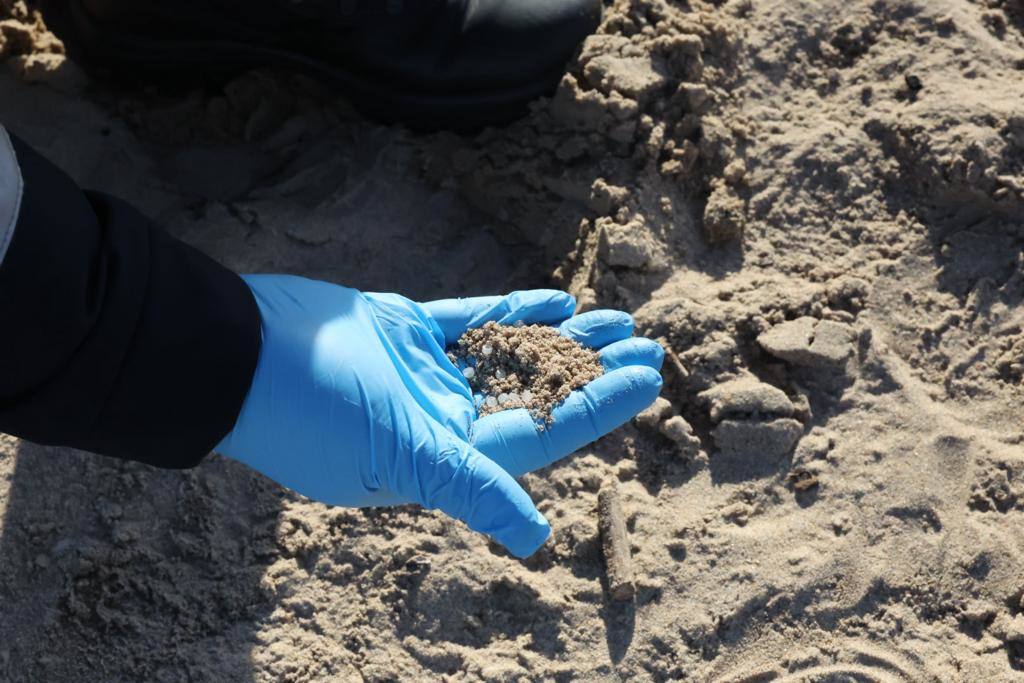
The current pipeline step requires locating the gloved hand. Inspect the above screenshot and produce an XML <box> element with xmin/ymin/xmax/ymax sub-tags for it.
<box><xmin>216</xmin><ymin>275</ymin><xmax>664</xmax><ymax>557</ymax></box>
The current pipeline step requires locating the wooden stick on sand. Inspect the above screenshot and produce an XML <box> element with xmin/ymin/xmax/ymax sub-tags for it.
<box><xmin>658</xmin><ymin>337</ymin><xmax>689</xmax><ymax>381</ymax></box>
<box><xmin>598</xmin><ymin>481</ymin><xmax>635</xmax><ymax>601</ymax></box>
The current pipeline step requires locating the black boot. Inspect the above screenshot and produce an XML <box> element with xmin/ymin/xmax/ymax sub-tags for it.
<box><xmin>40</xmin><ymin>0</ymin><xmax>602</xmax><ymax>130</ymax></box>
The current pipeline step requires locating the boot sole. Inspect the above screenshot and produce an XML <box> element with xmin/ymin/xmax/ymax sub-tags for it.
<box><xmin>50</xmin><ymin>1</ymin><xmax>573</xmax><ymax>131</ymax></box>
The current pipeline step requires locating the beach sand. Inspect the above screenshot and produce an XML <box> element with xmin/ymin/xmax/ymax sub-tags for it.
<box><xmin>0</xmin><ymin>0</ymin><xmax>1022</xmax><ymax>680</ymax></box>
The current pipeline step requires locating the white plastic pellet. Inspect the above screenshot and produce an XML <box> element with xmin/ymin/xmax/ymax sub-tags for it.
<box><xmin>481</xmin><ymin>343</ymin><xmax>494</xmax><ymax>357</ymax></box>
<box><xmin>462</xmin><ymin>367</ymin><xmax>476</xmax><ymax>380</ymax></box>
<box><xmin>485</xmin><ymin>396</ymin><xmax>498</xmax><ymax>408</ymax></box>
<box><xmin>498</xmin><ymin>393</ymin><xmax>510</xmax><ymax>405</ymax></box>
<box><xmin>495</xmin><ymin>368</ymin><xmax>507</xmax><ymax>380</ymax></box>
<box><xmin>507</xmin><ymin>392</ymin><xmax>520</xmax><ymax>405</ymax></box>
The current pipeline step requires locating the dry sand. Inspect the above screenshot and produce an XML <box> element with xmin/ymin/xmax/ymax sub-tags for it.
<box><xmin>1</xmin><ymin>0</ymin><xmax>1023</xmax><ymax>680</ymax></box>
<box><xmin>454</xmin><ymin>321</ymin><xmax>605</xmax><ymax>421</ymax></box>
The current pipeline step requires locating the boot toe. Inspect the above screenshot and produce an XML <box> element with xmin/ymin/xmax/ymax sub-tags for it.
<box><xmin>42</xmin><ymin>0</ymin><xmax>604</xmax><ymax>129</ymax></box>
<box><xmin>455</xmin><ymin>0</ymin><xmax>603</xmax><ymax>89</ymax></box>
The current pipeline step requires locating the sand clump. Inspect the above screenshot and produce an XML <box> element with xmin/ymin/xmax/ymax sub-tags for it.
<box><xmin>452</xmin><ymin>321</ymin><xmax>604</xmax><ymax>423</ymax></box>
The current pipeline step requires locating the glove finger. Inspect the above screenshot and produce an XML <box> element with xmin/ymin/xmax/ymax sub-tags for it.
<box><xmin>419</xmin><ymin>433</ymin><xmax>551</xmax><ymax>558</ymax></box>
<box><xmin>424</xmin><ymin>290</ymin><xmax>576</xmax><ymax>345</ymax></box>
<box><xmin>558</xmin><ymin>309</ymin><xmax>634</xmax><ymax>349</ymax></box>
<box><xmin>472</xmin><ymin>365</ymin><xmax>663</xmax><ymax>477</ymax></box>
<box><xmin>600</xmin><ymin>337</ymin><xmax>665</xmax><ymax>371</ymax></box>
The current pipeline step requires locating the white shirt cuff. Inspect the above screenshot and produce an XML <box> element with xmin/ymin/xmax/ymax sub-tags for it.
<box><xmin>0</xmin><ymin>125</ymin><xmax>23</xmax><ymax>269</ymax></box>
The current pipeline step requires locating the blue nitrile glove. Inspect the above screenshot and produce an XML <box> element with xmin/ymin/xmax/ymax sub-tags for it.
<box><xmin>216</xmin><ymin>275</ymin><xmax>664</xmax><ymax>557</ymax></box>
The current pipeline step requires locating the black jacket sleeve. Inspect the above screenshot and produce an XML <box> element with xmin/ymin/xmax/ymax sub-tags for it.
<box><xmin>0</xmin><ymin>132</ymin><xmax>261</xmax><ymax>469</ymax></box>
